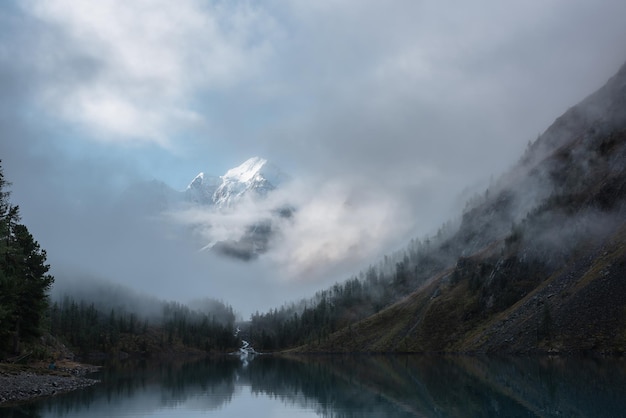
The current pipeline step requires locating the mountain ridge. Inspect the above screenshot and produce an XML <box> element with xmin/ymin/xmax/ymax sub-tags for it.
<box><xmin>276</xmin><ymin>60</ymin><xmax>626</xmax><ymax>354</ymax></box>
<box><xmin>117</xmin><ymin>157</ymin><xmax>291</xmax><ymax>260</ymax></box>
<box><xmin>185</xmin><ymin>157</ymin><xmax>289</xmax><ymax>208</ymax></box>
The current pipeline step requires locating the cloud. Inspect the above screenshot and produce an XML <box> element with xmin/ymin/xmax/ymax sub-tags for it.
<box><xmin>165</xmin><ymin>177</ymin><xmax>414</xmax><ymax>285</ymax></box>
<box><xmin>260</xmin><ymin>0</ymin><xmax>626</xmax><ymax>180</ymax></box>
<box><xmin>268</xmin><ymin>181</ymin><xmax>411</xmax><ymax>281</ymax></box>
<box><xmin>19</xmin><ymin>0</ymin><xmax>279</xmax><ymax>146</ymax></box>
<box><xmin>3</xmin><ymin>0</ymin><xmax>626</xmax><ymax>317</ymax></box>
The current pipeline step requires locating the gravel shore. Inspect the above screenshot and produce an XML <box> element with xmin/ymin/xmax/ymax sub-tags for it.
<box><xmin>0</xmin><ymin>363</ymin><xmax>100</xmax><ymax>405</ymax></box>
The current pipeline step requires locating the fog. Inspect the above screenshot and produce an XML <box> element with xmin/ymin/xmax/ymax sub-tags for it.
<box><xmin>1</xmin><ymin>0</ymin><xmax>626</xmax><ymax>317</ymax></box>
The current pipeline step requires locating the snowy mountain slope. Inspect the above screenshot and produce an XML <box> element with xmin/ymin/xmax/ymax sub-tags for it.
<box><xmin>185</xmin><ymin>172</ymin><xmax>221</xmax><ymax>205</ymax></box>
<box><xmin>118</xmin><ymin>157</ymin><xmax>292</xmax><ymax>261</ymax></box>
<box><xmin>186</xmin><ymin>157</ymin><xmax>290</xmax><ymax>208</ymax></box>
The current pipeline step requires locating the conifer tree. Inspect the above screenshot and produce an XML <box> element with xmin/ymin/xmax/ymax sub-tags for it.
<box><xmin>0</xmin><ymin>161</ymin><xmax>54</xmax><ymax>355</ymax></box>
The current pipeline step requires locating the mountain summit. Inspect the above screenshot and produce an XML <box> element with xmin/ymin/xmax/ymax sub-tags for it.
<box><xmin>213</xmin><ymin>157</ymin><xmax>290</xmax><ymax>208</ymax></box>
<box><xmin>120</xmin><ymin>157</ymin><xmax>291</xmax><ymax>261</ymax></box>
<box><xmin>185</xmin><ymin>172</ymin><xmax>221</xmax><ymax>205</ymax></box>
<box><xmin>178</xmin><ymin>157</ymin><xmax>292</xmax><ymax>260</ymax></box>
<box><xmin>186</xmin><ymin>157</ymin><xmax>289</xmax><ymax>207</ymax></box>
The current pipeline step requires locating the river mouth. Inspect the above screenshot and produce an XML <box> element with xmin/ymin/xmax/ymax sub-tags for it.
<box><xmin>2</xmin><ymin>354</ymin><xmax>626</xmax><ymax>417</ymax></box>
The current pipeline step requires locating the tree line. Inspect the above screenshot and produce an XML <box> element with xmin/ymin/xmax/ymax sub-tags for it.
<box><xmin>0</xmin><ymin>161</ymin><xmax>54</xmax><ymax>357</ymax></box>
<box><xmin>49</xmin><ymin>296</ymin><xmax>240</xmax><ymax>355</ymax></box>
<box><xmin>247</xmin><ymin>227</ymin><xmax>457</xmax><ymax>350</ymax></box>
<box><xmin>0</xmin><ymin>161</ymin><xmax>239</xmax><ymax>359</ymax></box>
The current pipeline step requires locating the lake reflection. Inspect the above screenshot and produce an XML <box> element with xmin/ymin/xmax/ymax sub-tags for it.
<box><xmin>3</xmin><ymin>354</ymin><xmax>626</xmax><ymax>417</ymax></box>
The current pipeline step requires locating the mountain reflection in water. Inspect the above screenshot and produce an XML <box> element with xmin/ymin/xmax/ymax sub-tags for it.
<box><xmin>3</xmin><ymin>355</ymin><xmax>626</xmax><ymax>417</ymax></box>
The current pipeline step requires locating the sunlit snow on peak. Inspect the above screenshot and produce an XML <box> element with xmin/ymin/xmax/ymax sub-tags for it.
<box><xmin>223</xmin><ymin>157</ymin><xmax>268</xmax><ymax>182</ymax></box>
<box><xmin>187</xmin><ymin>172</ymin><xmax>204</xmax><ymax>189</ymax></box>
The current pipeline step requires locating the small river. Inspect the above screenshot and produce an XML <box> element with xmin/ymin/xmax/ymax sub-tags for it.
<box><xmin>3</xmin><ymin>354</ymin><xmax>626</xmax><ymax>417</ymax></box>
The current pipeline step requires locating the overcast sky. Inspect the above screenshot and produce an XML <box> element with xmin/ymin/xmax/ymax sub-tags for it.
<box><xmin>1</xmin><ymin>0</ymin><xmax>626</xmax><ymax>317</ymax></box>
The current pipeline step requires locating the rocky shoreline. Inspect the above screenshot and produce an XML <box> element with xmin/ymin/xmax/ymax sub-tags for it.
<box><xmin>0</xmin><ymin>363</ymin><xmax>100</xmax><ymax>405</ymax></box>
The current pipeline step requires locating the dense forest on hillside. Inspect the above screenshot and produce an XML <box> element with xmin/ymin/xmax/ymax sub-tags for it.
<box><xmin>247</xmin><ymin>231</ymin><xmax>455</xmax><ymax>350</ymax></box>
<box><xmin>246</xmin><ymin>61</ymin><xmax>626</xmax><ymax>354</ymax></box>
<box><xmin>48</xmin><ymin>295</ymin><xmax>239</xmax><ymax>356</ymax></box>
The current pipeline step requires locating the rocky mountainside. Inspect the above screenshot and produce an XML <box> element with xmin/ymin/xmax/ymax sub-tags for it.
<box><xmin>301</xmin><ymin>61</ymin><xmax>626</xmax><ymax>354</ymax></box>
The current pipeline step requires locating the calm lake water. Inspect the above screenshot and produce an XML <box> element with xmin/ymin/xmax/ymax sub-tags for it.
<box><xmin>3</xmin><ymin>354</ymin><xmax>626</xmax><ymax>417</ymax></box>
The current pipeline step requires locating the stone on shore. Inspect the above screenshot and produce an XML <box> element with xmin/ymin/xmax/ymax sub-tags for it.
<box><xmin>0</xmin><ymin>362</ymin><xmax>100</xmax><ymax>405</ymax></box>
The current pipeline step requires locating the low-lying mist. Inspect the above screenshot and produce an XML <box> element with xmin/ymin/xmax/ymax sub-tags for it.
<box><xmin>51</xmin><ymin>273</ymin><xmax>237</xmax><ymax>326</ymax></box>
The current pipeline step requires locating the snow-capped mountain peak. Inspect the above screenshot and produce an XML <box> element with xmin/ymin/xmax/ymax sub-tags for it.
<box><xmin>183</xmin><ymin>157</ymin><xmax>289</xmax><ymax>208</ymax></box>
<box><xmin>223</xmin><ymin>157</ymin><xmax>267</xmax><ymax>182</ymax></box>
<box><xmin>213</xmin><ymin>157</ymin><xmax>289</xmax><ymax>207</ymax></box>
<box><xmin>185</xmin><ymin>172</ymin><xmax>221</xmax><ymax>205</ymax></box>
<box><xmin>186</xmin><ymin>172</ymin><xmax>221</xmax><ymax>190</ymax></box>
<box><xmin>187</xmin><ymin>172</ymin><xmax>205</xmax><ymax>189</ymax></box>
<box><xmin>221</xmin><ymin>157</ymin><xmax>288</xmax><ymax>187</ymax></box>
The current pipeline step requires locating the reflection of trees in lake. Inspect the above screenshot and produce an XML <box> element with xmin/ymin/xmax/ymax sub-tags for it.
<box><xmin>21</xmin><ymin>357</ymin><xmax>241</xmax><ymax>416</ymax></box>
<box><xmin>451</xmin><ymin>355</ymin><xmax>626</xmax><ymax>417</ymax></box>
<box><xmin>0</xmin><ymin>403</ymin><xmax>43</xmax><ymax>418</ymax></box>
<box><xmin>243</xmin><ymin>355</ymin><xmax>626</xmax><ymax>418</ymax></box>
<box><xmin>6</xmin><ymin>355</ymin><xmax>626</xmax><ymax>417</ymax></box>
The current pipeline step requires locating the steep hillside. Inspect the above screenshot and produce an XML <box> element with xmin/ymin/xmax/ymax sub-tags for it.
<box><xmin>301</xmin><ymin>61</ymin><xmax>626</xmax><ymax>354</ymax></box>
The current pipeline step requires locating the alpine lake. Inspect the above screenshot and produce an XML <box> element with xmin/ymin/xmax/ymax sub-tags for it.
<box><xmin>3</xmin><ymin>353</ymin><xmax>626</xmax><ymax>417</ymax></box>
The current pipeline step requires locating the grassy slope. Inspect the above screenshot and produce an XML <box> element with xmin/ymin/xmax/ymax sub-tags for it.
<box><xmin>301</xmin><ymin>222</ymin><xmax>626</xmax><ymax>354</ymax></box>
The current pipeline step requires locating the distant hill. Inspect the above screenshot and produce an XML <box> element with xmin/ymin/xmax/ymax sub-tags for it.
<box><xmin>298</xmin><ymin>61</ymin><xmax>626</xmax><ymax>354</ymax></box>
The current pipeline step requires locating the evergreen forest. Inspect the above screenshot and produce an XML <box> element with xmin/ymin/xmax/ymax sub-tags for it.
<box><xmin>0</xmin><ymin>161</ymin><xmax>239</xmax><ymax>360</ymax></box>
<box><xmin>0</xmin><ymin>161</ymin><xmax>54</xmax><ymax>357</ymax></box>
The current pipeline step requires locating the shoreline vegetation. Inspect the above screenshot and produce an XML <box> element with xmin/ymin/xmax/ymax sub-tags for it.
<box><xmin>2</xmin><ymin>327</ymin><xmax>625</xmax><ymax>408</ymax></box>
<box><xmin>0</xmin><ymin>335</ymin><xmax>248</xmax><ymax>407</ymax></box>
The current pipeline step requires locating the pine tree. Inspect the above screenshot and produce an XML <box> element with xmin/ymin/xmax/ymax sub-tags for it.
<box><xmin>0</xmin><ymin>161</ymin><xmax>54</xmax><ymax>355</ymax></box>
